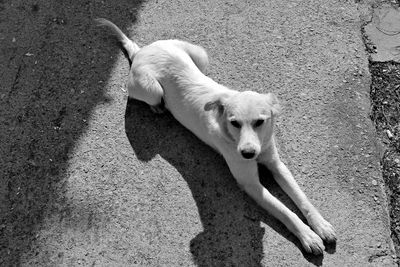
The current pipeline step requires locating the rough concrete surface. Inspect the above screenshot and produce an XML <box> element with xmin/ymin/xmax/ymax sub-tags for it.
<box><xmin>364</xmin><ymin>3</ymin><xmax>400</xmax><ymax>62</ymax></box>
<box><xmin>0</xmin><ymin>0</ymin><xmax>397</xmax><ymax>266</ymax></box>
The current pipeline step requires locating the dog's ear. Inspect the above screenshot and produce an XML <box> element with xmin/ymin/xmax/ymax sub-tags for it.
<box><xmin>204</xmin><ymin>99</ymin><xmax>223</xmax><ymax>112</ymax></box>
<box><xmin>265</xmin><ymin>93</ymin><xmax>281</xmax><ymax>116</ymax></box>
<box><xmin>204</xmin><ymin>94</ymin><xmax>229</xmax><ymax>115</ymax></box>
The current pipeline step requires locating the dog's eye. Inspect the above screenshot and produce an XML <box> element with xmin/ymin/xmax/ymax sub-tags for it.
<box><xmin>254</xmin><ymin>119</ymin><xmax>265</xmax><ymax>127</ymax></box>
<box><xmin>230</xmin><ymin>120</ymin><xmax>241</xmax><ymax>128</ymax></box>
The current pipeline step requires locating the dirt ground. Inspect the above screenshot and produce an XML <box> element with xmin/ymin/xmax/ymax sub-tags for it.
<box><xmin>0</xmin><ymin>0</ymin><xmax>399</xmax><ymax>266</ymax></box>
<box><xmin>362</xmin><ymin>0</ymin><xmax>400</xmax><ymax>262</ymax></box>
<box><xmin>369</xmin><ymin>61</ymin><xmax>400</xmax><ymax>260</ymax></box>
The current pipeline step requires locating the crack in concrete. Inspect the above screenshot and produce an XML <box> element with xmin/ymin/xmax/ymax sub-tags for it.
<box><xmin>361</xmin><ymin>1</ymin><xmax>400</xmax><ymax>264</ymax></box>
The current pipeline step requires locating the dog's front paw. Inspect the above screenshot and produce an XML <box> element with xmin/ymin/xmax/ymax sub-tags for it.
<box><xmin>307</xmin><ymin>214</ymin><xmax>336</xmax><ymax>244</ymax></box>
<box><xmin>298</xmin><ymin>226</ymin><xmax>325</xmax><ymax>255</ymax></box>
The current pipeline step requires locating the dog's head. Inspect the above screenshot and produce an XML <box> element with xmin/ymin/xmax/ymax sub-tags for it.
<box><xmin>205</xmin><ymin>91</ymin><xmax>280</xmax><ymax>160</ymax></box>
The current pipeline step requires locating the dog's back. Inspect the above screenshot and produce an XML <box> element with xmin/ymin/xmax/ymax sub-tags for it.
<box><xmin>96</xmin><ymin>18</ymin><xmax>230</xmax><ymax>148</ymax></box>
<box><xmin>131</xmin><ymin>40</ymin><xmax>208</xmax><ymax>80</ymax></box>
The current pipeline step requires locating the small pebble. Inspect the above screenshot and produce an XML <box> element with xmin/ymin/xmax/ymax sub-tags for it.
<box><xmin>386</xmin><ymin>129</ymin><xmax>394</xmax><ymax>139</ymax></box>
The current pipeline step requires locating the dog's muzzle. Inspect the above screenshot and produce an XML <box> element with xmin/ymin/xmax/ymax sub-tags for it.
<box><xmin>240</xmin><ymin>148</ymin><xmax>256</xmax><ymax>159</ymax></box>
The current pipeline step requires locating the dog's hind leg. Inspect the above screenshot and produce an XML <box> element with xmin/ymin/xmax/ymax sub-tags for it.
<box><xmin>179</xmin><ymin>42</ymin><xmax>209</xmax><ymax>74</ymax></box>
<box><xmin>127</xmin><ymin>71</ymin><xmax>166</xmax><ymax>114</ymax></box>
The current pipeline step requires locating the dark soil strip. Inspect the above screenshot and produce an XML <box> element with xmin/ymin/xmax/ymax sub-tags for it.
<box><xmin>369</xmin><ymin>61</ymin><xmax>400</xmax><ymax>262</ymax></box>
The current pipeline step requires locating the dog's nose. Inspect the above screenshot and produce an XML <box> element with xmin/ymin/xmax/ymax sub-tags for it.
<box><xmin>241</xmin><ymin>149</ymin><xmax>256</xmax><ymax>159</ymax></box>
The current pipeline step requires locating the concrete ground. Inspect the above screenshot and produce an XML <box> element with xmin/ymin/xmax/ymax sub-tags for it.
<box><xmin>0</xmin><ymin>0</ymin><xmax>397</xmax><ymax>266</ymax></box>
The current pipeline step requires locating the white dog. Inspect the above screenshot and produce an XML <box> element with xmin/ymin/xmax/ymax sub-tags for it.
<box><xmin>96</xmin><ymin>18</ymin><xmax>336</xmax><ymax>255</ymax></box>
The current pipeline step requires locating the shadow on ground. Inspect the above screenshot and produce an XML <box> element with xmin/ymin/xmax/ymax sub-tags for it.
<box><xmin>0</xmin><ymin>0</ymin><xmax>144</xmax><ymax>265</ymax></box>
<box><xmin>125</xmin><ymin>99</ymin><xmax>327</xmax><ymax>266</ymax></box>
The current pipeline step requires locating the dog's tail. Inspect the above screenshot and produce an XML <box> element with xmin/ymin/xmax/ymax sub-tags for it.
<box><xmin>95</xmin><ymin>18</ymin><xmax>140</xmax><ymax>61</ymax></box>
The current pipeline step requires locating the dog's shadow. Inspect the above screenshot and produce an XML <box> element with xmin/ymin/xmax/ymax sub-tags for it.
<box><xmin>125</xmin><ymin>99</ymin><xmax>330</xmax><ymax>266</ymax></box>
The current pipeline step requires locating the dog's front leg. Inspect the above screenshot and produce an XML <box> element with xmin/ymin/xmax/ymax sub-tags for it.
<box><xmin>225</xmin><ymin>158</ymin><xmax>326</xmax><ymax>255</ymax></box>
<box><xmin>258</xmin><ymin>145</ymin><xmax>336</xmax><ymax>245</ymax></box>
